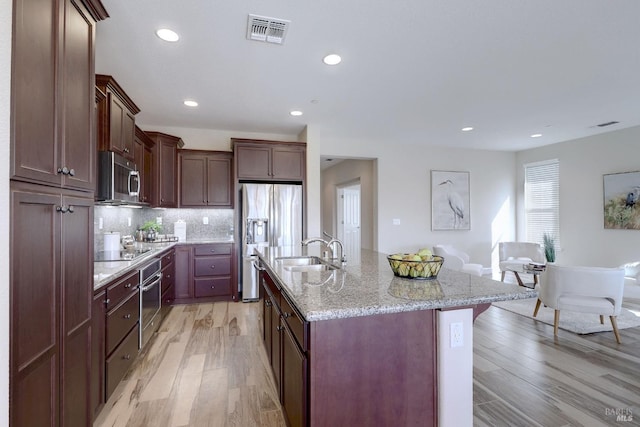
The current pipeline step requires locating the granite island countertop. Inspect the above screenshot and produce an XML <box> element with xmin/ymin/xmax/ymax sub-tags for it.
<box><xmin>93</xmin><ymin>238</ymin><xmax>234</xmax><ymax>290</ymax></box>
<box><xmin>256</xmin><ymin>246</ymin><xmax>538</xmax><ymax>322</ymax></box>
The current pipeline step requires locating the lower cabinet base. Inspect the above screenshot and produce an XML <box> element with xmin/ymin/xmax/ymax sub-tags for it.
<box><xmin>105</xmin><ymin>325</ymin><xmax>139</xmax><ymax>399</ymax></box>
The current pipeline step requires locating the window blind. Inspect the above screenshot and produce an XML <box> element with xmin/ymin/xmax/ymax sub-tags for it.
<box><xmin>524</xmin><ymin>159</ymin><xmax>559</xmax><ymax>248</ymax></box>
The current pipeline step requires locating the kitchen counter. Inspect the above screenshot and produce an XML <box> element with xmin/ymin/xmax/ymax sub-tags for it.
<box><xmin>256</xmin><ymin>246</ymin><xmax>537</xmax><ymax>321</ymax></box>
<box><xmin>93</xmin><ymin>238</ymin><xmax>234</xmax><ymax>290</ymax></box>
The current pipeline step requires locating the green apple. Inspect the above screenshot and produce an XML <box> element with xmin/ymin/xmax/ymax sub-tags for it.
<box><xmin>418</xmin><ymin>248</ymin><xmax>432</xmax><ymax>258</ymax></box>
<box><xmin>390</xmin><ymin>254</ymin><xmax>403</xmax><ymax>260</ymax></box>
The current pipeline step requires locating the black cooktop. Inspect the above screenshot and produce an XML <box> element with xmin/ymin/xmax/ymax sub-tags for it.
<box><xmin>94</xmin><ymin>248</ymin><xmax>151</xmax><ymax>262</ymax></box>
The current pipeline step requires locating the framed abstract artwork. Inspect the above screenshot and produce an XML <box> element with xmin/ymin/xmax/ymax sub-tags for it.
<box><xmin>603</xmin><ymin>170</ymin><xmax>640</xmax><ymax>230</ymax></box>
<box><xmin>431</xmin><ymin>170</ymin><xmax>470</xmax><ymax>230</ymax></box>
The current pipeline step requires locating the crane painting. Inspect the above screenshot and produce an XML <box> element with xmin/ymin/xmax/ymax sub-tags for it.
<box><xmin>431</xmin><ymin>170</ymin><xmax>470</xmax><ymax>230</ymax></box>
<box><xmin>603</xmin><ymin>170</ymin><xmax>640</xmax><ymax>230</ymax></box>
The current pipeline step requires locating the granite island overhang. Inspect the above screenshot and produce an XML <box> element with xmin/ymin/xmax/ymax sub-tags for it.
<box><xmin>255</xmin><ymin>246</ymin><xmax>537</xmax><ymax>427</ymax></box>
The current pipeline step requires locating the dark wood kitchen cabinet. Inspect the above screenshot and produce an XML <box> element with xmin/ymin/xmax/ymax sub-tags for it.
<box><xmin>91</xmin><ymin>289</ymin><xmax>106</xmax><ymax>418</ymax></box>
<box><xmin>134</xmin><ymin>126</ymin><xmax>155</xmax><ymax>204</ymax></box>
<box><xmin>160</xmin><ymin>248</ymin><xmax>176</xmax><ymax>318</ymax></box>
<box><xmin>145</xmin><ymin>131</ymin><xmax>184</xmax><ymax>208</ymax></box>
<box><xmin>10</xmin><ymin>182</ymin><xmax>95</xmax><ymax>427</ymax></box>
<box><xmin>178</xmin><ymin>149</ymin><xmax>233</xmax><ymax>208</ymax></box>
<box><xmin>260</xmin><ymin>268</ymin><xmax>308</xmax><ymax>427</ymax></box>
<box><xmin>232</xmin><ymin>139</ymin><xmax>306</xmax><ymax>181</ymax></box>
<box><xmin>96</xmin><ymin>74</ymin><xmax>141</xmax><ymax>161</ymax></box>
<box><xmin>174</xmin><ymin>243</ymin><xmax>236</xmax><ymax>303</ymax></box>
<box><xmin>11</xmin><ymin>0</ymin><xmax>106</xmax><ymax>193</ymax></box>
<box><xmin>10</xmin><ymin>1</ymin><xmax>107</xmax><ymax>425</ymax></box>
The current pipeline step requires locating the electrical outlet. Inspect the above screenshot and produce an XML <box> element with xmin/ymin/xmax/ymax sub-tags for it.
<box><xmin>450</xmin><ymin>322</ymin><xmax>464</xmax><ymax>348</ymax></box>
<box><xmin>127</xmin><ymin>217</ymin><xmax>132</xmax><ymax>227</ymax></box>
<box><xmin>156</xmin><ymin>217</ymin><xmax>162</xmax><ymax>225</ymax></box>
<box><xmin>98</xmin><ymin>217</ymin><xmax>103</xmax><ymax>230</ymax></box>
<box><xmin>392</xmin><ymin>218</ymin><xmax>401</xmax><ymax>225</ymax></box>
<box><xmin>203</xmin><ymin>217</ymin><xmax>209</xmax><ymax>225</ymax></box>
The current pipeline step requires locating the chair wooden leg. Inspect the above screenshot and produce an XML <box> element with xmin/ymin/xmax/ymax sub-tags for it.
<box><xmin>610</xmin><ymin>316</ymin><xmax>622</xmax><ymax>344</ymax></box>
<box><xmin>500</xmin><ymin>271</ymin><xmax>505</xmax><ymax>282</ymax></box>
<box><xmin>533</xmin><ymin>299</ymin><xmax>542</xmax><ymax>317</ymax></box>
<box><xmin>553</xmin><ymin>310</ymin><xmax>560</xmax><ymax>336</ymax></box>
<box><xmin>599</xmin><ymin>315</ymin><xmax>604</xmax><ymax>325</ymax></box>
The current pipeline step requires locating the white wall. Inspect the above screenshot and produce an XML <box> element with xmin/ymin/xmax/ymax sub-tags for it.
<box><xmin>1</xmin><ymin>0</ymin><xmax>11</xmax><ymax>423</ymax></box>
<box><xmin>138</xmin><ymin>124</ymin><xmax>297</xmax><ymax>151</ymax></box>
<box><xmin>517</xmin><ymin>126</ymin><xmax>640</xmax><ymax>267</ymax></box>
<box><xmin>307</xmin><ymin>132</ymin><xmax>517</xmax><ymax>267</ymax></box>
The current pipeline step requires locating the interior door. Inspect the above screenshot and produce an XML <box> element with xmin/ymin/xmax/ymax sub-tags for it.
<box><xmin>337</xmin><ymin>184</ymin><xmax>361</xmax><ymax>262</ymax></box>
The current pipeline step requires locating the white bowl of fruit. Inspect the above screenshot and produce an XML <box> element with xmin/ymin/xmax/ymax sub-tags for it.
<box><xmin>387</xmin><ymin>249</ymin><xmax>444</xmax><ymax>280</ymax></box>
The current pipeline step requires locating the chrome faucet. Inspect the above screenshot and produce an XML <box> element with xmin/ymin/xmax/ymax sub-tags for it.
<box><xmin>302</xmin><ymin>237</ymin><xmax>346</xmax><ymax>264</ymax></box>
<box><xmin>302</xmin><ymin>237</ymin><xmax>333</xmax><ymax>260</ymax></box>
<box><xmin>328</xmin><ymin>238</ymin><xmax>346</xmax><ymax>264</ymax></box>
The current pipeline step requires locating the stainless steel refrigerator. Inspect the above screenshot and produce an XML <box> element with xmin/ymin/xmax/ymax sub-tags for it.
<box><xmin>240</xmin><ymin>183</ymin><xmax>303</xmax><ymax>301</ymax></box>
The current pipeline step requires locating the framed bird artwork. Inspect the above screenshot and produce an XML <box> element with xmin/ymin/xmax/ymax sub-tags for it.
<box><xmin>603</xmin><ymin>170</ymin><xmax>640</xmax><ymax>230</ymax></box>
<box><xmin>431</xmin><ymin>170</ymin><xmax>470</xmax><ymax>230</ymax></box>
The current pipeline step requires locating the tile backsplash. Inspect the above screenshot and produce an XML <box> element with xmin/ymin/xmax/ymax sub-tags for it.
<box><xmin>94</xmin><ymin>206</ymin><xmax>234</xmax><ymax>252</ymax></box>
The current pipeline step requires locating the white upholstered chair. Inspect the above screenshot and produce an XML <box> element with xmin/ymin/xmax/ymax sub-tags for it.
<box><xmin>533</xmin><ymin>264</ymin><xmax>626</xmax><ymax>343</ymax></box>
<box><xmin>432</xmin><ymin>245</ymin><xmax>483</xmax><ymax>276</ymax></box>
<box><xmin>498</xmin><ymin>242</ymin><xmax>546</xmax><ymax>285</ymax></box>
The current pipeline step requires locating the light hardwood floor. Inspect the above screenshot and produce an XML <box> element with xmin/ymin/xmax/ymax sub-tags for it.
<box><xmin>95</xmin><ymin>292</ymin><xmax>640</xmax><ymax>427</ymax></box>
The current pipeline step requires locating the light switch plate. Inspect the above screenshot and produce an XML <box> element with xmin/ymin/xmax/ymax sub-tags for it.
<box><xmin>450</xmin><ymin>322</ymin><xmax>464</xmax><ymax>348</ymax></box>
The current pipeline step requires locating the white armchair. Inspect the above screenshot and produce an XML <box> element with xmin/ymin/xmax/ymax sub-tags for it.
<box><xmin>499</xmin><ymin>242</ymin><xmax>546</xmax><ymax>285</ymax></box>
<box><xmin>432</xmin><ymin>245</ymin><xmax>483</xmax><ymax>276</ymax></box>
<box><xmin>533</xmin><ymin>264</ymin><xmax>625</xmax><ymax>343</ymax></box>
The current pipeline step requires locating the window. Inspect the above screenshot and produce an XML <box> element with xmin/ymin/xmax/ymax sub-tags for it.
<box><xmin>524</xmin><ymin>159</ymin><xmax>559</xmax><ymax>249</ymax></box>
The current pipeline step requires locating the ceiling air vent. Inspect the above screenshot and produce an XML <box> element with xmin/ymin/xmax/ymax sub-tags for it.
<box><xmin>247</xmin><ymin>14</ymin><xmax>290</xmax><ymax>45</ymax></box>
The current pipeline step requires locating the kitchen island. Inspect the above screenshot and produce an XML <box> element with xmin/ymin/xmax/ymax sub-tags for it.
<box><xmin>256</xmin><ymin>246</ymin><xmax>537</xmax><ymax>427</ymax></box>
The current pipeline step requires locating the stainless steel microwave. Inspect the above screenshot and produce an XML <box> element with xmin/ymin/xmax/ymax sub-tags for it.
<box><xmin>96</xmin><ymin>151</ymin><xmax>141</xmax><ymax>205</ymax></box>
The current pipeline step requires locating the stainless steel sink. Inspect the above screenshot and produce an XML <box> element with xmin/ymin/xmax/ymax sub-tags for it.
<box><xmin>283</xmin><ymin>264</ymin><xmax>337</xmax><ymax>272</ymax></box>
<box><xmin>275</xmin><ymin>256</ymin><xmax>324</xmax><ymax>266</ymax></box>
<box><xmin>275</xmin><ymin>256</ymin><xmax>338</xmax><ymax>272</ymax></box>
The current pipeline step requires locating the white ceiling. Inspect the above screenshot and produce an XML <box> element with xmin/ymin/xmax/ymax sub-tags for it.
<box><xmin>95</xmin><ymin>0</ymin><xmax>640</xmax><ymax>152</ymax></box>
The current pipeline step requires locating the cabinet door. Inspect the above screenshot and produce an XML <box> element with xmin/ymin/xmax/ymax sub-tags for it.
<box><xmin>281</xmin><ymin>326</ymin><xmax>307</xmax><ymax>427</ymax></box>
<box><xmin>159</xmin><ymin>140</ymin><xmax>177</xmax><ymax>207</ymax></box>
<box><xmin>11</xmin><ymin>0</ymin><xmax>60</xmax><ymax>186</ymax></box>
<box><xmin>91</xmin><ymin>290</ymin><xmax>106</xmax><ymax>419</ymax></box>
<box><xmin>122</xmin><ymin>111</ymin><xmax>135</xmax><ymax>160</ymax></box>
<box><xmin>10</xmin><ymin>187</ymin><xmax>61</xmax><ymax>426</ymax></box>
<box><xmin>271</xmin><ymin>147</ymin><xmax>305</xmax><ymax>181</ymax></box>
<box><xmin>61</xmin><ymin>0</ymin><xmax>95</xmax><ymax>192</ymax></box>
<box><xmin>142</xmin><ymin>143</ymin><xmax>154</xmax><ymax>203</ymax></box>
<box><xmin>207</xmin><ymin>155</ymin><xmax>233</xmax><ymax>207</ymax></box>
<box><xmin>236</xmin><ymin>145</ymin><xmax>271</xmax><ymax>179</ymax></box>
<box><xmin>179</xmin><ymin>154</ymin><xmax>207</xmax><ymax>206</ymax></box>
<box><xmin>174</xmin><ymin>245</ymin><xmax>193</xmax><ymax>299</ymax></box>
<box><xmin>108</xmin><ymin>93</ymin><xmax>125</xmax><ymax>154</ymax></box>
<box><xmin>270</xmin><ymin>300</ymin><xmax>282</xmax><ymax>396</ymax></box>
<box><xmin>60</xmin><ymin>193</ymin><xmax>93</xmax><ymax>426</ymax></box>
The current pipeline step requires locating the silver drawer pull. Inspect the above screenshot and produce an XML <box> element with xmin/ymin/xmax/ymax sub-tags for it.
<box><xmin>210</xmin><ymin>265</ymin><xmax>215</xmax><ymax>269</ymax></box>
<box><xmin>210</xmin><ymin>249</ymin><xmax>216</xmax><ymax>253</ymax></box>
<box><xmin>123</xmin><ymin>354</ymin><xmax>131</xmax><ymax>360</ymax></box>
<box><xmin>283</xmin><ymin>312</ymin><xmax>291</xmax><ymax>318</ymax></box>
<box><xmin>211</xmin><ymin>285</ymin><xmax>215</xmax><ymax>289</ymax></box>
<box><xmin>124</xmin><ymin>283</ymin><xmax>132</xmax><ymax>288</ymax></box>
<box><xmin>123</xmin><ymin>314</ymin><xmax>131</xmax><ymax>319</ymax></box>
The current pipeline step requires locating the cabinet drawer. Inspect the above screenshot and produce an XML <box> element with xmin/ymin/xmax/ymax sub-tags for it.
<box><xmin>106</xmin><ymin>270</ymin><xmax>138</xmax><ymax>311</ymax></box>
<box><xmin>106</xmin><ymin>292</ymin><xmax>139</xmax><ymax>355</ymax></box>
<box><xmin>194</xmin><ymin>256</ymin><xmax>231</xmax><ymax>277</ymax></box>
<box><xmin>161</xmin><ymin>264</ymin><xmax>175</xmax><ymax>294</ymax></box>
<box><xmin>194</xmin><ymin>277</ymin><xmax>232</xmax><ymax>298</ymax></box>
<box><xmin>280</xmin><ymin>294</ymin><xmax>307</xmax><ymax>351</ymax></box>
<box><xmin>194</xmin><ymin>243</ymin><xmax>232</xmax><ymax>256</ymax></box>
<box><xmin>263</xmin><ymin>271</ymin><xmax>281</xmax><ymax>306</ymax></box>
<box><xmin>105</xmin><ymin>325</ymin><xmax>139</xmax><ymax>399</ymax></box>
<box><xmin>160</xmin><ymin>249</ymin><xmax>174</xmax><ymax>267</ymax></box>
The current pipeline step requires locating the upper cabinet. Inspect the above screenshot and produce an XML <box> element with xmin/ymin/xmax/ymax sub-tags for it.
<box><xmin>145</xmin><ymin>131</ymin><xmax>184</xmax><ymax>208</ymax></box>
<box><xmin>134</xmin><ymin>126</ymin><xmax>155</xmax><ymax>204</ymax></box>
<box><xmin>11</xmin><ymin>0</ymin><xmax>107</xmax><ymax>193</ymax></box>
<box><xmin>232</xmin><ymin>139</ymin><xmax>306</xmax><ymax>182</ymax></box>
<box><xmin>95</xmin><ymin>74</ymin><xmax>141</xmax><ymax>161</ymax></box>
<box><xmin>178</xmin><ymin>150</ymin><xmax>233</xmax><ymax>208</ymax></box>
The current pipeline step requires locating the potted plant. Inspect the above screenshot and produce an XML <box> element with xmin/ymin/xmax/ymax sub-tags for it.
<box><xmin>543</xmin><ymin>233</ymin><xmax>556</xmax><ymax>263</ymax></box>
<box><xmin>140</xmin><ymin>220</ymin><xmax>162</xmax><ymax>242</ymax></box>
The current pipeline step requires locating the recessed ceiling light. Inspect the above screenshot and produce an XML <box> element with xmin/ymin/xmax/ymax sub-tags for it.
<box><xmin>184</xmin><ymin>100</ymin><xmax>198</xmax><ymax>107</ymax></box>
<box><xmin>461</xmin><ymin>127</ymin><xmax>473</xmax><ymax>132</ymax></box>
<box><xmin>531</xmin><ymin>133</ymin><xmax>542</xmax><ymax>138</ymax></box>
<box><xmin>156</xmin><ymin>28</ymin><xmax>179</xmax><ymax>42</ymax></box>
<box><xmin>290</xmin><ymin>110</ymin><xmax>303</xmax><ymax>116</ymax></box>
<box><xmin>323</xmin><ymin>54</ymin><xmax>342</xmax><ymax>65</ymax></box>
